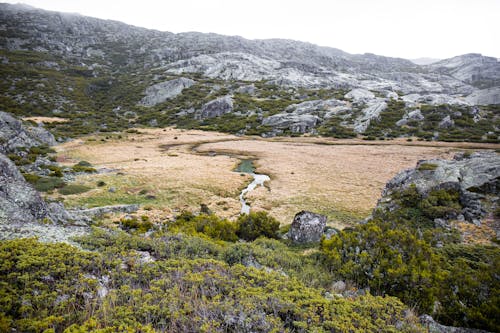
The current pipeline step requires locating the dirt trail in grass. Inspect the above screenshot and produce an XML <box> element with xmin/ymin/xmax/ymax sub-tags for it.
<box><xmin>55</xmin><ymin>128</ymin><xmax>497</xmax><ymax>228</ymax></box>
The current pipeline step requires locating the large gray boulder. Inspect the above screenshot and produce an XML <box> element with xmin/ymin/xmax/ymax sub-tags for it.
<box><xmin>288</xmin><ymin>211</ymin><xmax>327</xmax><ymax>244</ymax></box>
<box><xmin>353</xmin><ymin>100</ymin><xmax>387</xmax><ymax>133</ymax></box>
<box><xmin>198</xmin><ymin>95</ymin><xmax>233</xmax><ymax>119</ymax></box>
<box><xmin>262</xmin><ymin>113</ymin><xmax>320</xmax><ymax>134</ymax></box>
<box><xmin>379</xmin><ymin>151</ymin><xmax>500</xmax><ymax>226</ymax></box>
<box><xmin>139</xmin><ymin>77</ymin><xmax>196</xmax><ymax>107</ymax></box>
<box><xmin>344</xmin><ymin>88</ymin><xmax>375</xmax><ymax>103</ymax></box>
<box><xmin>0</xmin><ymin>153</ymin><xmax>49</xmax><ymax>224</ymax></box>
<box><xmin>0</xmin><ymin>111</ymin><xmax>56</xmax><ymax>153</ymax></box>
<box><xmin>284</xmin><ymin>99</ymin><xmax>346</xmax><ymax>116</ymax></box>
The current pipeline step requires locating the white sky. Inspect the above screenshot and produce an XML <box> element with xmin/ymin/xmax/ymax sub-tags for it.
<box><xmin>4</xmin><ymin>0</ymin><xmax>500</xmax><ymax>59</ymax></box>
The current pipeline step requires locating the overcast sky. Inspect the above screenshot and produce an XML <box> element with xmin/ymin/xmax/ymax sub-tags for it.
<box><xmin>4</xmin><ymin>0</ymin><xmax>500</xmax><ymax>59</ymax></box>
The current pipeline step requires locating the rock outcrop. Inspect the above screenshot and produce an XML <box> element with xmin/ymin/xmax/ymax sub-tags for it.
<box><xmin>0</xmin><ymin>111</ymin><xmax>56</xmax><ymax>153</ymax></box>
<box><xmin>262</xmin><ymin>114</ymin><xmax>321</xmax><ymax>134</ymax></box>
<box><xmin>465</xmin><ymin>87</ymin><xmax>500</xmax><ymax>105</ymax></box>
<box><xmin>288</xmin><ymin>211</ymin><xmax>327</xmax><ymax>243</ymax></box>
<box><xmin>344</xmin><ymin>88</ymin><xmax>375</xmax><ymax>103</ymax></box>
<box><xmin>139</xmin><ymin>77</ymin><xmax>195</xmax><ymax>107</ymax></box>
<box><xmin>0</xmin><ymin>153</ymin><xmax>49</xmax><ymax>224</ymax></box>
<box><xmin>285</xmin><ymin>99</ymin><xmax>347</xmax><ymax>115</ymax></box>
<box><xmin>353</xmin><ymin>100</ymin><xmax>387</xmax><ymax>133</ymax></box>
<box><xmin>198</xmin><ymin>95</ymin><xmax>233</xmax><ymax>119</ymax></box>
<box><xmin>378</xmin><ymin>151</ymin><xmax>500</xmax><ymax>226</ymax></box>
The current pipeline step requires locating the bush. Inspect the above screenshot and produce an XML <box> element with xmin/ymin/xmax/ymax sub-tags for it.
<box><xmin>236</xmin><ymin>211</ymin><xmax>280</xmax><ymax>241</ymax></box>
<box><xmin>120</xmin><ymin>217</ymin><xmax>153</xmax><ymax>233</ymax></box>
<box><xmin>171</xmin><ymin>213</ymin><xmax>239</xmax><ymax>242</ymax></box>
<box><xmin>34</xmin><ymin>176</ymin><xmax>66</xmax><ymax>192</ymax></box>
<box><xmin>72</xmin><ymin>161</ymin><xmax>96</xmax><ymax>173</ymax></box>
<box><xmin>22</xmin><ymin>172</ymin><xmax>40</xmax><ymax>184</ymax></box>
<box><xmin>59</xmin><ymin>184</ymin><xmax>92</xmax><ymax>195</ymax></box>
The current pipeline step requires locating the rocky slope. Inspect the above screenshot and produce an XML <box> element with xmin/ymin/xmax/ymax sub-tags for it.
<box><xmin>0</xmin><ymin>112</ymin><xmax>143</xmax><ymax>242</ymax></box>
<box><xmin>377</xmin><ymin>151</ymin><xmax>500</xmax><ymax>237</ymax></box>
<box><xmin>0</xmin><ymin>3</ymin><xmax>499</xmax><ymax>140</ymax></box>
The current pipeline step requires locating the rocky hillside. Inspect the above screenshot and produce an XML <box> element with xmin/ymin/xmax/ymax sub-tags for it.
<box><xmin>0</xmin><ymin>3</ymin><xmax>499</xmax><ymax>141</ymax></box>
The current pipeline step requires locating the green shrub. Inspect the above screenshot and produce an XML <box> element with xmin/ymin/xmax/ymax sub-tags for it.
<box><xmin>171</xmin><ymin>213</ymin><xmax>239</xmax><ymax>242</ymax></box>
<box><xmin>59</xmin><ymin>184</ymin><xmax>92</xmax><ymax>195</ymax></box>
<box><xmin>72</xmin><ymin>161</ymin><xmax>96</xmax><ymax>173</ymax></box>
<box><xmin>22</xmin><ymin>172</ymin><xmax>40</xmax><ymax>184</ymax></box>
<box><xmin>417</xmin><ymin>163</ymin><xmax>438</xmax><ymax>171</ymax></box>
<box><xmin>236</xmin><ymin>211</ymin><xmax>280</xmax><ymax>241</ymax></box>
<box><xmin>76</xmin><ymin>160</ymin><xmax>92</xmax><ymax>167</ymax></box>
<box><xmin>34</xmin><ymin>176</ymin><xmax>66</xmax><ymax>192</ymax></box>
<box><xmin>120</xmin><ymin>217</ymin><xmax>153</xmax><ymax>233</ymax></box>
<box><xmin>0</xmin><ymin>237</ymin><xmax>421</xmax><ymax>333</ymax></box>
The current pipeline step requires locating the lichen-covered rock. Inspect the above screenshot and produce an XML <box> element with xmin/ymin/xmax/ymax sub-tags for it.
<box><xmin>0</xmin><ymin>153</ymin><xmax>49</xmax><ymax>224</ymax></box>
<box><xmin>236</xmin><ymin>84</ymin><xmax>256</xmax><ymax>95</ymax></box>
<box><xmin>353</xmin><ymin>100</ymin><xmax>387</xmax><ymax>133</ymax></box>
<box><xmin>198</xmin><ymin>95</ymin><xmax>233</xmax><ymax>119</ymax></box>
<box><xmin>379</xmin><ymin>151</ymin><xmax>500</xmax><ymax>226</ymax></box>
<box><xmin>344</xmin><ymin>88</ymin><xmax>375</xmax><ymax>103</ymax></box>
<box><xmin>0</xmin><ymin>111</ymin><xmax>56</xmax><ymax>153</ymax></box>
<box><xmin>262</xmin><ymin>113</ymin><xmax>320</xmax><ymax>134</ymax></box>
<box><xmin>284</xmin><ymin>99</ymin><xmax>346</xmax><ymax>115</ymax></box>
<box><xmin>288</xmin><ymin>211</ymin><xmax>327</xmax><ymax>243</ymax></box>
<box><xmin>438</xmin><ymin>115</ymin><xmax>454</xmax><ymax>129</ymax></box>
<box><xmin>139</xmin><ymin>77</ymin><xmax>195</xmax><ymax>107</ymax></box>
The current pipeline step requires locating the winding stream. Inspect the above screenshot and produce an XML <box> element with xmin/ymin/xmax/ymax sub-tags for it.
<box><xmin>235</xmin><ymin>160</ymin><xmax>270</xmax><ymax>214</ymax></box>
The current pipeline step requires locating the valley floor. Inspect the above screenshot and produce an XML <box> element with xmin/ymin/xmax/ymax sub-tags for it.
<box><xmin>54</xmin><ymin>128</ymin><xmax>498</xmax><ymax>227</ymax></box>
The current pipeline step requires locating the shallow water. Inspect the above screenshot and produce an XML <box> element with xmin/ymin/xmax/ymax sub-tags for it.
<box><xmin>235</xmin><ymin>160</ymin><xmax>270</xmax><ymax>214</ymax></box>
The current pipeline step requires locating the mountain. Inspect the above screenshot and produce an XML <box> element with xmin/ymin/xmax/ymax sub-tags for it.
<box><xmin>0</xmin><ymin>3</ymin><xmax>499</xmax><ymax>142</ymax></box>
<box><xmin>410</xmin><ymin>57</ymin><xmax>441</xmax><ymax>65</ymax></box>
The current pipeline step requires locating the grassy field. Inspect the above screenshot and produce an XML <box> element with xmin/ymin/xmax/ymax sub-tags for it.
<box><xmin>54</xmin><ymin>128</ymin><xmax>497</xmax><ymax>228</ymax></box>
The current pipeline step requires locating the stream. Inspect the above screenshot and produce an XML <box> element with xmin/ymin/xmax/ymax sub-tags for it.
<box><xmin>235</xmin><ymin>160</ymin><xmax>270</xmax><ymax>214</ymax></box>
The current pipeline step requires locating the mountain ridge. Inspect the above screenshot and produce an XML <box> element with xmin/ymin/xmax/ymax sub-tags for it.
<box><xmin>0</xmin><ymin>2</ymin><xmax>499</xmax><ymax>141</ymax></box>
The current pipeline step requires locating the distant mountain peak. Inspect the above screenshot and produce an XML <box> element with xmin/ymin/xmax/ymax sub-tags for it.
<box><xmin>409</xmin><ymin>57</ymin><xmax>441</xmax><ymax>66</ymax></box>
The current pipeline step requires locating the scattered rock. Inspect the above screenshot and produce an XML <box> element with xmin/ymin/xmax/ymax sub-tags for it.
<box><xmin>331</xmin><ymin>280</ymin><xmax>347</xmax><ymax>293</ymax></box>
<box><xmin>262</xmin><ymin>113</ymin><xmax>320</xmax><ymax>134</ymax></box>
<box><xmin>288</xmin><ymin>210</ymin><xmax>327</xmax><ymax>243</ymax></box>
<box><xmin>344</xmin><ymin>88</ymin><xmax>375</xmax><ymax>103</ymax></box>
<box><xmin>408</xmin><ymin>109</ymin><xmax>424</xmax><ymax>121</ymax></box>
<box><xmin>236</xmin><ymin>84</ymin><xmax>256</xmax><ymax>95</ymax></box>
<box><xmin>0</xmin><ymin>111</ymin><xmax>55</xmax><ymax>153</ymax></box>
<box><xmin>323</xmin><ymin>227</ymin><xmax>338</xmax><ymax>240</ymax></box>
<box><xmin>198</xmin><ymin>95</ymin><xmax>233</xmax><ymax>119</ymax></box>
<box><xmin>438</xmin><ymin>115</ymin><xmax>454</xmax><ymax>129</ymax></box>
<box><xmin>284</xmin><ymin>98</ymin><xmax>346</xmax><ymax>115</ymax></box>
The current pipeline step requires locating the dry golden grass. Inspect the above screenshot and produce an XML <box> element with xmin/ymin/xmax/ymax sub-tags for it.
<box><xmin>56</xmin><ymin>128</ymin><xmax>494</xmax><ymax>228</ymax></box>
<box><xmin>55</xmin><ymin>129</ymin><xmax>248</xmax><ymax>220</ymax></box>
<box><xmin>22</xmin><ymin>116</ymin><xmax>68</xmax><ymax>123</ymax></box>
<box><xmin>196</xmin><ymin>139</ymin><xmax>458</xmax><ymax>227</ymax></box>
